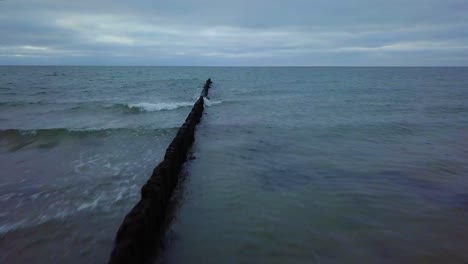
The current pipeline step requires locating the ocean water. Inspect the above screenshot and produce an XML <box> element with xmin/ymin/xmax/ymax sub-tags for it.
<box><xmin>1</xmin><ymin>67</ymin><xmax>468</xmax><ymax>263</ymax></box>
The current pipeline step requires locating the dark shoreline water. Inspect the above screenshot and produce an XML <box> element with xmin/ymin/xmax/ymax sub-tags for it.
<box><xmin>1</xmin><ymin>67</ymin><xmax>468</xmax><ymax>263</ymax></box>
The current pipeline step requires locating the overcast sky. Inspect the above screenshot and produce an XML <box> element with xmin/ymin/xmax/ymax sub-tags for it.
<box><xmin>0</xmin><ymin>0</ymin><xmax>467</xmax><ymax>66</ymax></box>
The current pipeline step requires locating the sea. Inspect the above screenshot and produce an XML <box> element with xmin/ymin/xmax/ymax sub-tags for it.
<box><xmin>1</xmin><ymin>66</ymin><xmax>468</xmax><ymax>263</ymax></box>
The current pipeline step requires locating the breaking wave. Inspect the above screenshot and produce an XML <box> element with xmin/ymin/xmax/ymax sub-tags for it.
<box><xmin>119</xmin><ymin>101</ymin><xmax>195</xmax><ymax>112</ymax></box>
<box><xmin>0</xmin><ymin>127</ymin><xmax>178</xmax><ymax>152</ymax></box>
<box><xmin>203</xmin><ymin>98</ymin><xmax>222</xmax><ymax>107</ymax></box>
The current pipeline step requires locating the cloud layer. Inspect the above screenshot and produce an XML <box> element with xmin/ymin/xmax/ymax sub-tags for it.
<box><xmin>1</xmin><ymin>0</ymin><xmax>467</xmax><ymax>65</ymax></box>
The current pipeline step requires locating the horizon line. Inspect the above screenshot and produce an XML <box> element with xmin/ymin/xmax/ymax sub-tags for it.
<box><xmin>0</xmin><ymin>65</ymin><xmax>467</xmax><ymax>67</ymax></box>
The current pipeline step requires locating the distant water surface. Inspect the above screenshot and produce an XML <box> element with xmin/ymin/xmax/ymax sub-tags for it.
<box><xmin>1</xmin><ymin>67</ymin><xmax>468</xmax><ymax>263</ymax></box>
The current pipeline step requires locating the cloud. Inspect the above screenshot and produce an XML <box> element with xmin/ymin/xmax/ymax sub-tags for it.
<box><xmin>335</xmin><ymin>41</ymin><xmax>468</xmax><ymax>52</ymax></box>
<box><xmin>0</xmin><ymin>0</ymin><xmax>467</xmax><ymax>65</ymax></box>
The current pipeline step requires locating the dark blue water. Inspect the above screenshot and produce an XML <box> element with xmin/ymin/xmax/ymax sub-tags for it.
<box><xmin>1</xmin><ymin>67</ymin><xmax>468</xmax><ymax>263</ymax></box>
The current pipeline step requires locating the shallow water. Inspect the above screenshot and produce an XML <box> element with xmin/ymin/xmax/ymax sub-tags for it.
<box><xmin>1</xmin><ymin>67</ymin><xmax>468</xmax><ymax>263</ymax></box>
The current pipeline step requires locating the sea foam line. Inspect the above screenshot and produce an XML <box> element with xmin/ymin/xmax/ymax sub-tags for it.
<box><xmin>203</xmin><ymin>98</ymin><xmax>222</xmax><ymax>107</ymax></box>
<box><xmin>126</xmin><ymin>102</ymin><xmax>194</xmax><ymax>112</ymax></box>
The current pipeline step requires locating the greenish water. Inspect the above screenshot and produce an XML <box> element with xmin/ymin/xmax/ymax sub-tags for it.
<box><xmin>1</xmin><ymin>67</ymin><xmax>468</xmax><ymax>263</ymax></box>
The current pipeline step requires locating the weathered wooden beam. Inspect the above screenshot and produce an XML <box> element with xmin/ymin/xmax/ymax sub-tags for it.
<box><xmin>108</xmin><ymin>79</ymin><xmax>212</xmax><ymax>264</ymax></box>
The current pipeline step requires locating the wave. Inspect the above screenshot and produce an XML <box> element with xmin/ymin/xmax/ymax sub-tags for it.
<box><xmin>203</xmin><ymin>98</ymin><xmax>222</xmax><ymax>107</ymax></box>
<box><xmin>0</xmin><ymin>101</ymin><xmax>47</xmax><ymax>107</ymax></box>
<box><xmin>117</xmin><ymin>101</ymin><xmax>195</xmax><ymax>112</ymax></box>
<box><xmin>0</xmin><ymin>181</ymin><xmax>139</xmax><ymax>236</ymax></box>
<box><xmin>0</xmin><ymin>127</ymin><xmax>178</xmax><ymax>151</ymax></box>
<box><xmin>1</xmin><ymin>99</ymin><xmax>223</xmax><ymax>112</ymax></box>
<box><xmin>0</xmin><ymin>127</ymin><xmax>177</xmax><ymax>138</ymax></box>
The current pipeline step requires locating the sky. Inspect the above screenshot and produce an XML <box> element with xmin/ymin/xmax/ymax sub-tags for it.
<box><xmin>0</xmin><ymin>0</ymin><xmax>467</xmax><ymax>66</ymax></box>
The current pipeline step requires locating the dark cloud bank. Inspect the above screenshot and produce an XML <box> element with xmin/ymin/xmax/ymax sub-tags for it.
<box><xmin>0</xmin><ymin>0</ymin><xmax>467</xmax><ymax>65</ymax></box>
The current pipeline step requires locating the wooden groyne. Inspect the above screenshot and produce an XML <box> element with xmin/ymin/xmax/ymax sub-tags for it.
<box><xmin>108</xmin><ymin>79</ymin><xmax>212</xmax><ymax>264</ymax></box>
<box><xmin>201</xmin><ymin>78</ymin><xmax>212</xmax><ymax>98</ymax></box>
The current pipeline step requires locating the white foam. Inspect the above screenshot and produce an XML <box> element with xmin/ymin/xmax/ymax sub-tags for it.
<box><xmin>0</xmin><ymin>193</ymin><xmax>16</xmax><ymax>201</ymax></box>
<box><xmin>128</xmin><ymin>102</ymin><xmax>194</xmax><ymax>112</ymax></box>
<box><xmin>19</xmin><ymin>129</ymin><xmax>37</xmax><ymax>136</ymax></box>
<box><xmin>203</xmin><ymin>98</ymin><xmax>222</xmax><ymax>107</ymax></box>
<box><xmin>0</xmin><ymin>208</ymin><xmax>74</xmax><ymax>235</ymax></box>
<box><xmin>115</xmin><ymin>186</ymin><xmax>127</xmax><ymax>202</ymax></box>
<box><xmin>0</xmin><ymin>220</ymin><xmax>28</xmax><ymax>235</ymax></box>
<box><xmin>77</xmin><ymin>194</ymin><xmax>103</xmax><ymax>211</ymax></box>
